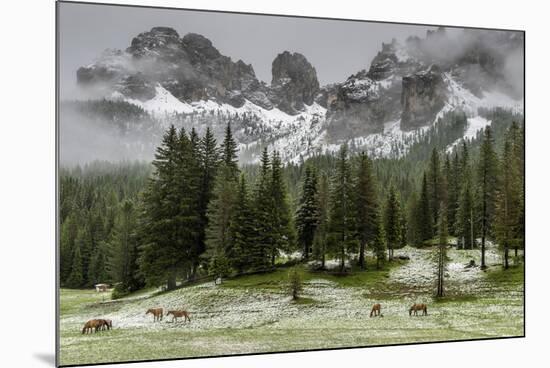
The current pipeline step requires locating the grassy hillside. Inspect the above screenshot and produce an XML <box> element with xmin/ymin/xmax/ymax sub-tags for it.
<box><xmin>59</xmin><ymin>245</ymin><xmax>523</xmax><ymax>366</ymax></box>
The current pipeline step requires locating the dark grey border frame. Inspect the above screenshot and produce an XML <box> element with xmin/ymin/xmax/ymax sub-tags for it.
<box><xmin>55</xmin><ymin>1</ymin><xmax>526</xmax><ymax>367</ymax></box>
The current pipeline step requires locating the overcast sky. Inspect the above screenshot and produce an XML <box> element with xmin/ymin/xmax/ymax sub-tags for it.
<box><xmin>58</xmin><ymin>2</ymin><xmax>440</xmax><ymax>98</ymax></box>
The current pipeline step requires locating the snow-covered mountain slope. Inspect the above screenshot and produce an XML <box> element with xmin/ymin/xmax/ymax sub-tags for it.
<box><xmin>109</xmin><ymin>74</ymin><xmax>522</xmax><ymax>164</ymax></box>
<box><xmin>65</xmin><ymin>26</ymin><xmax>524</xmax><ymax>165</ymax></box>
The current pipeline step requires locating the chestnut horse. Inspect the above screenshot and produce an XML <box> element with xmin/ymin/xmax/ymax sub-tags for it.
<box><xmin>409</xmin><ymin>303</ymin><xmax>428</xmax><ymax>316</ymax></box>
<box><xmin>167</xmin><ymin>310</ymin><xmax>191</xmax><ymax>323</ymax></box>
<box><xmin>370</xmin><ymin>303</ymin><xmax>382</xmax><ymax>317</ymax></box>
<box><xmin>99</xmin><ymin>319</ymin><xmax>112</xmax><ymax>331</ymax></box>
<box><xmin>82</xmin><ymin>319</ymin><xmax>103</xmax><ymax>334</ymax></box>
<box><xmin>146</xmin><ymin>308</ymin><xmax>164</xmax><ymax>322</ymax></box>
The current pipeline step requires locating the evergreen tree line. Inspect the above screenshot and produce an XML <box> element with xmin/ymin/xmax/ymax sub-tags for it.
<box><xmin>59</xmin><ymin>162</ymin><xmax>151</xmax><ymax>292</ymax></box>
<box><xmin>59</xmin><ymin>114</ymin><xmax>524</xmax><ymax>293</ymax></box>
<box><xmin>407</xmin><ymin>122</ymin><xmax>524</xmax><ymax>270</ymax></box>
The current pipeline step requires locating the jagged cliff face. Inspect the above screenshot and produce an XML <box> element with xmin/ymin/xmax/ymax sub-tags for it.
<box><xmin>77</xmin><ymin>27</ymin><xmax>320</xmax><ymax>114</ymax></box>
<box><xmin>78</xmin><ymin>27</ymin><xmax>271</xmax><ymax>108</ymax></box>
<box><xmin>270</xmin><ymin>51</ymin><xmax>320</xmax><ymax>115</ymax></box>
<box><xmin>401</xmin><ymin>65</ymin><xmax>447</xmax><ymax>129</ymax></box>
<box><xmin>69</xmin><ymin>26</ymin><xmax>523</xmax><ymax>164</ymax></box>
<box><xmin>324</xmin><ymin>28</ymin><xmax>523</xmax><ymax>134</ymax></box>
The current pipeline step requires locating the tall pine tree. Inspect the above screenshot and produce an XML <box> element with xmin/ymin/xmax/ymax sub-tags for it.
<box><xmin>108</xmin><ymin>200</ymin><xmax>142</xmax><ymax>292</ymax></box>
<box><xmin>383</xmin><ymin>185</ymin><xmax>400</xmax><ymax>260</ymax></box>
<box><xmin>229</xmin><ymin>174</ymin><xmax>256</xmax><ymax>273</ymax></box>
<box><xmin>476</xmin><ymin>126</ymin><xmax>499</xmax><ymax>269</ymax></box>
<box><xmin>329</xmin><ymin>145</ymin><xmax>355</xmax><ymax>272</ymax></box>
<box><xmin>353</xmin><ymin>152</ymin><xmax>379</xmax><ymax>270</ymax></box>
<box><xmin>253</xmin><ymin>148</ymin><xmax>273</xmax><ymax>270</ymax></box>
<box><xmin>295</xmin><ymin>166</ymin><xmax>319</xmax><ymax>261</ymax></box>
<box><xmin>312</xmin><ymin>171</ymin><xmax>330</xmax><ymax>269</ymax></box>
<box><xmin>428</xmin><ymin>148</ymin><xmax>442</xmax><ymax>234</ymax></box>
<box><xmin>269</xmin><ymin>151</ymin><xmax>295</xmax><ymax>265</ymax></box>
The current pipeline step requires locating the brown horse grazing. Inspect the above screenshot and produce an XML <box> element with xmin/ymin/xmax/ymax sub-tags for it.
<box><xmin>167</xmin><ymin>310</ymin><xmax>191</xmax><ymax>323</ymax></box>
<box><xmin>146</xmin><ymin>308</ymin><xmax>164</xmax><ymax>322</ymax></box>
<box><xmin>370</xmin><ymin>303</ymin><xmax>382</xmax><ymax>317</ymax></box>
<box><xmin>409</xmin><ymin>303</ymin><xmax>428</xmax><ymax>316</ymax></box>
<box><xmin>99</xmin><ymin>319</ymin><xmax>112</xmax><ymax>331</ymax></box>
<box><xmin>82</xmin><ymin>319</ymin><xmax>103</xmax><ymax>334</ymax></box>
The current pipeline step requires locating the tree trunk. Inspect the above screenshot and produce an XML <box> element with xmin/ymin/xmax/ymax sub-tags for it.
<box><xmin>271</xmin><ymin>250</ymin><xmax>276</xmax><ymax>267</ymax></box>
<box><xmin>514</xmin><ymin>246</ymin><xmax>518</xmax><ymax>258</ymax></box>
<box><xmin>190</xmin><ymin>262</ymin><xmax>198</xmax><ymax>281</ymax></box>
<box><xmin>359</xmin><ymin>241</ymin><xmax>366</xmax><ymax>270</ymax></box>
<box><xmin>340</xmin><ymin>245</ymin><xmax>345</xmax><ymax>273</ymax></box>
<box><xmin>166</xmin><ymin>273</ymin><xmax>177</xmax><ymax>291</ymax></box>
<box><xmin>470</xmin><ymin>207</ymin><xmax>474</xmax><ymax>249</ymax></box>
<box><xmin>481</xmin><ymin>230</ymin><xmax>486</xmax><ymax>269</ymax></box>
<box><xmin>504</xmin><ymin>244</ymin><xmax>509</xmax><ymax>270</ymax></box>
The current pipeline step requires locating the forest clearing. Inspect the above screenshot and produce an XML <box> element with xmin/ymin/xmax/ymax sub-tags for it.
<box><xmin>59</xmin><ymin>244</ymin><xmax>523</xmax><ymax>366</ymax></box>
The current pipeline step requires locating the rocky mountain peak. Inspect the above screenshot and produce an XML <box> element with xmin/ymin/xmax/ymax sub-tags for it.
<box><xmin>181</xmin><ymin>33</ymin><xmax>222</xmax><ymax>61</ymax></box>
<box><xmin>127</xmin><ymin>27</ymin><xmax>182</xmax><ymax>59</ymax></box>
<box><xmin>270</xmin><ymin>51</ymin><xmax>320</xmax><ymax>114</ymax></box>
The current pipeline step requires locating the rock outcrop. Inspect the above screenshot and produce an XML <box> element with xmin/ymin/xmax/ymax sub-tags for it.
<box><xmin>400</xmin><ymin>65</ymin><xmax>447</xmax><ymax>130</ymax></box>
<box><xmin>270</xmin><ymin>51</ymin><xmax>320</xmax><ymax>115</ymax></box>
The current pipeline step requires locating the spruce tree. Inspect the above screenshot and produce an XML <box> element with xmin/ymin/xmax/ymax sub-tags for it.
<box><xmin>457</xmin><ymin>176</ymin><xmax>475</xmax><ymax>249</ymax></box>
<box><xmin>295</xmin><ymin>166</ymin><xmax>319</xmax><ymax>261</ymax></box>
<box><xmin>312</xmin><ymin>172</ymin><xmax>330</xmax><ymax>269</ymax></box>
<box><xmin>448</xmin><ymin>151</ymin><xmax>460</xmax><ymax>236</ymax></box>
<box><xmin>204</xmin><ymin>164</ymin><xmax>238</xmax><ymax>266</ymax></box>
<box><xmin>194</xmin><ymin>127</ymin><xmax>220</xmax><ymax>277</ymax></box>
<box><xmin>436</xmin><ymin>169</ymin><xmax>449</xmax><ymax>297</ymax></box>
<box><xmin>186</xmin><ymin>128</ymin><xmax>204</xmax><ymax>278</ymax></box>
<box><xmin>139</xmin><ymin>125</ymin><xmax>197</xmax><ymax>289</ymax></box>
<box><xmin>60</xmin><ymin>213</ymin><xmax>79</xmax><ymax>283</ymax></box>
<box><xmin>456</xmin><ymin>141</ymin><xmax>475</xmax><ymax>249</ymax></box>
<box><xmin>428</xmin><ymin>148</ymin><xmax>442</xmax><ymax>233</ymax></box>
<box><xmin>221</xmin><ymin>122</ymin><xmax>239</xmax><ymax>179</ymax></box>
<box><xmin>372</xmin><ymin>219</ymin><xmax>386</xmax><ymax>269</ymax></box>
<box><xmin>476</xmin><ymin>126</ymin><xmax>499</xmax><ymax>269</ymax></box>
<box><xmin>108</xmin><ymin>200</ymin><xmax>141</xmax><ymax>292</ymax></box>
<box><xmin>383</xmin><ymin>185</ymin><xmax>400</xmax><ymax>260</ymax></box>
<box><xmin>229</xmin><ymin>174</ymin><xmax>256</xmax><ymax>273</ymax></box>
<box><xmin>269</xmin><ymin>151</ymin><xmax>295</xmax><ymax>265</ymax></box>
<box><xmin>418</xmin><ymin>173</ymin><xmax>433</xmax><ymax>241</ymax></box>
<box><xmin>353</xmin><ymin>152</ymin><xmax>379</xmax><ymax>270</ymax></box>
<box><xmin>204</xmin><ymin>124</ymin><xmax>240</xmax><ymax>274</ymax></box>
<box><xmin>495</xmin><ymin>127</ymin><xmax>522</xmax><ymax>269</ymax></box>
<box><xmin>328</xmin><ymin>145</ymin><xmax>355</xmax><ymax>273</ymax></box>
<box><xmin>507</xmin><ymin>121</ymin><xmax>525</xmax><ymax>256</ymax></box>
<box><xmin>88</xmin><ymin>242</ymin><xmax>108</xmax><ymax>287</ymax></box>
<box><xmin>436</xmin><ymin>207</ymin><xmax>448</xmax><ymax>297</ymax></box>
<box><xmin>253</xmin><ymin>148</ymin><xmax>273</xmax><ymax>270</ymax></box>
<box><xmin>406</xmin><ymin>192</ymin><xmax>422</xmax><ymax>246</ymax></box>
<box><xmin>66</xmin><ymin>240</ymin><xmax>84</xmax><ymax>288</ymax></box>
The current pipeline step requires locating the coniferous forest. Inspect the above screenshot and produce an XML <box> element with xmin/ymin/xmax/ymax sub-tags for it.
<box><xmin>59</xmin><ymin>108</ymin><xmax>524</xmax><ymax>298</ymax></box>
